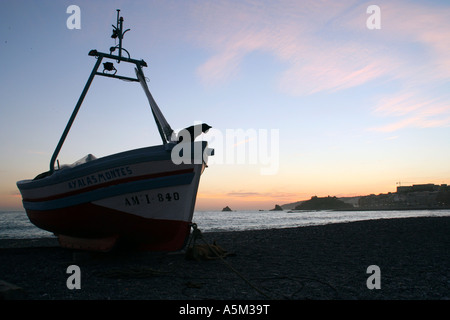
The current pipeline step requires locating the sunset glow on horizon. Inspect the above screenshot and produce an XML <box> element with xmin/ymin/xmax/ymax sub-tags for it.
<box><xmin>1</xmin><ymin>0</ymin><xmax>450</xmax><ymax>211</ymax></box>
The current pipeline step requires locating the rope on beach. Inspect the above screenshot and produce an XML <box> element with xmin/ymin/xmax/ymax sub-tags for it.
<box><xmin>187</xmin><ymin>223</ymin><xmax>273</xmax><ymax>300</ymax></box>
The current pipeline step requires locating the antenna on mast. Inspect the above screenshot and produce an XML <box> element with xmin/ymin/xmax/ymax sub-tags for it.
<box><xmin>110</xmin><ymin>9</ymin><xmax>131</xmax><ymax>62</ymax></box>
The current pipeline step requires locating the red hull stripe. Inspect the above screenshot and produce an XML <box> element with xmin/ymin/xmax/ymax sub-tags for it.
<box><xmin>23</xmin><ymin>168</ymin><xmax>194</xmax><ymax>202</ymax></box>
<box><xmin>26</xmin><ymin>202</ymin><xmax>192</xmax><ymax>251</ymax></box>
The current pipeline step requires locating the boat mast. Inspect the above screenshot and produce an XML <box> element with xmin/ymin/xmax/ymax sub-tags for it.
<box><xmin>110</xmin><ymin>9</ymin><xmax>130</xmax><ymax>62</ymax></box>
<box><xmin>49</xmin><ymin>10</ymin><xmax>173</xmax><ymax>174</ymax></box>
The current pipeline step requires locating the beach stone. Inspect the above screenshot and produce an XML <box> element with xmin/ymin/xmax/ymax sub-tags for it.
<box><xmin>0</xmin><ymin>280</ymin><xmax>26</xmax><ymax>300</ymax></box>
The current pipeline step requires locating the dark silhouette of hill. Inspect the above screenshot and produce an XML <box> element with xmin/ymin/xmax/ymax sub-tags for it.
<box><xmin>294</xmin><ymin>196</ymin><xmax>354</xmax><ymax>210</ymax></box>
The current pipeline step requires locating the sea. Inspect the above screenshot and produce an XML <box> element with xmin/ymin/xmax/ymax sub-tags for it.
<box><xmin>1</xmin><ymin>209</ymin><xmax>450</xmax><ymax>239</ymax></box>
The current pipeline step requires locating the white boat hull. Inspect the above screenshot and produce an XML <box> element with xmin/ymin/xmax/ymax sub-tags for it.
<box><xmin>17</xmin><ymin>142</ymin><xmax>209</xmax><ymax>251</ymax></box>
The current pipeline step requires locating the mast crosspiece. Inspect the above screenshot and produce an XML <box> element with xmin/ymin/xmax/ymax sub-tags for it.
<box><xmin>49</xmin><ymin>10</ymin><xmax>173</xmax><ymax>173</ymax></box>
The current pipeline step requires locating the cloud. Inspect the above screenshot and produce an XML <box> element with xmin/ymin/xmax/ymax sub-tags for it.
<box><xmin>370</xmin><ymin>90</ymin><xmax>450</xmax><ymax>132</ymax></box>
<box><xmin>226</xmin><ymin>190</ymin><xmax>298</xmax><ymax>200</ymax></box>
<box><xmin>188</xmin><ymin>0</ymin><xmax>450</xmax><ymax>131</ymax></box>
<box><xmin>371</xmin><ymin>114</ymin><xmax>450</xmax><ymax>133</ymax></box>
<box><xmin>189</xmin><ymin>0</ymin><xmax>395</xmax><ymax>93</ymax></box>
<box><xmin>227</xmin><ymin>192</ymin><xmax>261</xmax><ymax>197</ymax></box>
<box><xmin>365</xmin><ymin>1</ymin><xmax>450</xmax><ymax>131</ymax></box>
<box><xmin>385</xmin><ymin>136</ymin><xmax>399</xmax><ymax>141</ymax></box>
<box><xmin>191</xmin><ymin>0</ymin><xmax>371</xmax><ymax>93</ymax></box>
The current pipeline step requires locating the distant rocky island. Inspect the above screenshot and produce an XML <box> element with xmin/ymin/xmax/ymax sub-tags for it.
<box><xmin>294</xmin><ymin>196</ymin><xmax>353</xmax><ymax>210</ymax></box>
<box><xmin>270</xmin><ymin>204</ymin><xmax>283</xmax><ymax>211</ymax></box>
<box><xmin>222</xmin><ymin>206</ymin><xmax>232</xmax><ymax>212</ymax></box>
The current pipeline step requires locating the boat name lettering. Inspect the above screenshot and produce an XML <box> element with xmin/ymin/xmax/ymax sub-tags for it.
<box><xmin>67</xmin><ymin>166</ymin><xmax>133</xmax><ymax>189</ymax></box>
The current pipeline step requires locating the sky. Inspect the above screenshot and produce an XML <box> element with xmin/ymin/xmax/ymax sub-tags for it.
<box><xmin>1</xmin><ymin>0</ymin><xmax>450</xmax><ymax>211</ymax></box>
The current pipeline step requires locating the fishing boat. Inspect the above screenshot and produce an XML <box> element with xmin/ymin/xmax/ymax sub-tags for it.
<box><xmin>16</xmin><ymin>11</ymin><xmax>213</xmax><ymax>252</ymax></box>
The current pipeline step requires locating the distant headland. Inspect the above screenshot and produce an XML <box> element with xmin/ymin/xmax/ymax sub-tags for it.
<box><xmin>293</xmin><ymin>196</ymin><xmax>353</xmax><ymax>210</ymax></box>
<box><xmin>280</xmin><ymin>183</ymin><xmax>450</xmax><ymax>211</ymax></box>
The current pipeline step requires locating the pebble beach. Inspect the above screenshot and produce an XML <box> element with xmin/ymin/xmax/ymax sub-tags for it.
<box><xmin>0</xmin><ymin>216</ymin><xmax>449</xmax><ymax>301</ymax></box>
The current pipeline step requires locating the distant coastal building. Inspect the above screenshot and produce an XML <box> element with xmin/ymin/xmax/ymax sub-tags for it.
<box><xmin>359</xmin><ymin>183</ymin><xmax>450</xmax><ymax>210</ymax></box>
<box><xmin>280</xmin><ymin>183</ymin><xmax>450</xmax><ymax>211</ymax></box>
<box><xmin>396</xmin><ymin>183</ymin><xmax>442</xmax><ymax>193</ymax></box>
